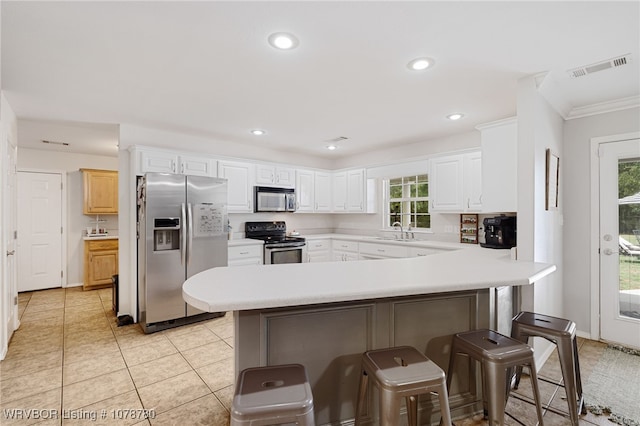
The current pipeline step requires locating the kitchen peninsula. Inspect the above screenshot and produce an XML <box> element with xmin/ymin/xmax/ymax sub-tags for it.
<box><xmin>183</xmin><ymin>245</ymin><xmax>555</xmax><ymax>424</ymax></box>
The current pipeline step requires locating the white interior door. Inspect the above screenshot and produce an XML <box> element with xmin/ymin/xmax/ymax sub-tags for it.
<box><xmin>599</xmin><ymin>139</ymin><xmax>640</xmax><ymax>349</ymax></box>
<box><xmin>17</xmin><ymin>171</ymin><xmax>63</xmax><ymax>292</ymax></box>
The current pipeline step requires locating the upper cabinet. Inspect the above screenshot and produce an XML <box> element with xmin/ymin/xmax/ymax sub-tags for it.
<box><xmin>296</xmin><ymin>169</ymin><xmax>315</xmax><ymax>212</ymax></box>
<box><xmin>430</xmin><ymin>151</ymin><xmax>482</xmax><ymax>213</ymax></box>
<box><xmin>332</xmin><ymin>169</ymin><xmax>365</xmax><ymax>212</ymax></box>
<box><xmin>314</xmin><ymin>171</ymin><xmax>332</xmax><ymax>212</ymax></box>
<box><xmin>218</xmin><ymin>160</ymin><xmax>254</xmax><ymax>213</ymax></box>
<box><xmin>82</xmin><ymin>169</ymin><xmax>118</xmax><ymax>215</ymax></box>
<box><xmin>255</xmin><ymin>164</ymin><xmax>295</xmax><ymax>187</ymax></box>
<box><xmin>135</xmin><ymin>148</ymin><xmax>216</xmax><ymax>177</ymax></box>
<box><xmin>478</xmin><ymin>118</ymin><xmax>517</xmax><ymax>213</ymax></box>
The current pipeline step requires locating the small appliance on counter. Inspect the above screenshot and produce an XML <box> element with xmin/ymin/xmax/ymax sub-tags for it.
<box><xmin>481</xmin><ymin>215</ymin><xmax>516</xmax><ymax>249</ymax></box>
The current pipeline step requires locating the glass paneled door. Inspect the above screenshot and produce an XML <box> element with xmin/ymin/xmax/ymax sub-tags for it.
<box><xmin>599</xmin><ymin>139</ymin><xmax>640</xmax><ymax>349</ymax></box>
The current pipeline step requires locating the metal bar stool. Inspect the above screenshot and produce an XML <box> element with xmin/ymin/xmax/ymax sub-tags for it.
<box><xmin>511</xmin><ymin>311</ymin><xmax>585</xmax><ymax>425</ymax></box>
<box><xmin>231</xmin><ymin>363</ymin><xmax>315</xmax><ymax>426</ymax></box>
<box><xmin>355</xmin><ymin>345</ymin><xmax>452</xmax><ymax>426</ymax></box>
<box><xmin>446</xmin><ymin>329</ymin><xmax>544</xmax><ymax>426</ymax></box>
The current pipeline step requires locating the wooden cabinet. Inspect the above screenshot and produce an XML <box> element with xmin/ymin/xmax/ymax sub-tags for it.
<box><xmin>84</xmin><ymin>239</ymin><xmax>118</xmax><ymax>290</ymax></box>
<box><xmin>218</xmin><ymin>160</ymin><xmax>254</xmax><ymax>213</ymax></box>
<box><xmin>82</xmin><ymin>169</ymin><xmax>118</xmax><ymax>214</ymax></box>
<box><xmin>255</xmin><ymin>164</ymin><xmax>295</xmax><ymax>187</ymax></box>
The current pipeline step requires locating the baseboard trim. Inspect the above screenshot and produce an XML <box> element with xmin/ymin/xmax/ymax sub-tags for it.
<box><xmin>64</xmin><ymin>282</ymin><xmax>83</xmax><ymax>288</ymax></box>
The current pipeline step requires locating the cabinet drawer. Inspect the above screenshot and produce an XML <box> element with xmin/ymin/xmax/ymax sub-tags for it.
<box><xmin>86</xmin><ymin>239</ymin><xmax>118</xmax><ymax>251</ymax></box>
<box><xmin>331</xmin><ymin>240</ymin><xmax>358</xmax><ymax>252</ymax></box>
<box><xmin>307</xmin><ymin>239</ymin><xmax>330</xmax><ymax>252</ymax></box>
<box><xmin>359</xmin><ymin>242</ymin><xmax>408</xmax><ymax>258</ymax></box>
<box><xmin>228</xmin><ymin>245</ymin><xmax>262</xmax><ymax>260</ymax></box>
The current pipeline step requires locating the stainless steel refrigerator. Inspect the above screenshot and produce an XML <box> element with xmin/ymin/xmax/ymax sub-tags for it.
<box><xmin>137</xmin><ymin>173</ymin><xmax>228</xmax><ymax>333</ymax></box>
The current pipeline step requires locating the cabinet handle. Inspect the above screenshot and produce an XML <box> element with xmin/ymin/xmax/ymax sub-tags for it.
<box><xmin>181</xmin><ymin>163</ymin><xmax>185</xmax><ymax>174</ymax></box>
<box><xmin>417</xmin><ymin>253</ymin><xmax>427</xmax><ymax>257</ymax></box>
<box><xmin>172</xmin><ymin>160</ymin><xmax>176</xmax><ymax>173</ymax></box>
<box><xmin>377</xmin><ymin>249</ymin><xmax>385</xmax><ymax>252</ymax></box>
<box><xmin>240</xmin><ymin>251</ymin><xmax>249</xmax><ymax>255</ymax></box>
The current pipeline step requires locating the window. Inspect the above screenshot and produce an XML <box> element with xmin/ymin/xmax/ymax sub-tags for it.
<box><xmin>385</xmin><ymin>174</ymin><xmax>430</xmax><ymax>229</ymax></box>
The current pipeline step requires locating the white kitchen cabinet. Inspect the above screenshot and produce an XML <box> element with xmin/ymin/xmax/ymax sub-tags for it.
<box><xmin>295</xmin><ymin>169</ymin><xmax>315</xmax><ymax>212</ymax></box>
<box><xmin>430</xmin><ymin>151</ymin><xmax>482</xmax><ymax>212</ymax></box>
<box><xmin>255</xmin><ymin>164</ymin><xmax>295</xmax><ymax>187</ymax></box>
<box><xmin>306</xmin><ymin>239</ymin><xmax>331</xmax><ymax>263</ymax></box>
<box><xmin>218</xmin><ymin>160</ymin><xmax>254</xmax><ymax>213</ymax></box>
<box><xmin>347</xmin><ymin>169</ymin><xmax>365</xmax><ymax>212</ymax></box>
<box><xmin>332</xmin><ymin>169</ymin><xmax>365</xmax><ymax>212</ymax></box>
<box><xmin>359</xmin><ymin>242</ymin><xmax>408</xmax><ymax>259</ymax></box>
<box><xmin>478</xmin><ymin>118</ymin><xmax>517</xmax><ymax>213</ymax></box>
<box><xmin>137</xmin><ymin>149</ymin><xmax>216</xmax><ymax>177</ymax></box>
<box><xmin>409</xmin><ymin>247</ymin><xmax>449</xmax><ymax>257</ymax></box>
<box><xmin>228</xmin><ymin>244</ymin><xmax>263</xmax><ymax>267</ymax></box>
<box><xmin>332</xmin><ymin>172</ymin><xmax>347</xmax><ymax>212</ymax></box>
<box><xmin>464</xmin><ymin>152</ymin><xmax>482</xmax><ymax>212</ymax></box>
<box><xmin>314</xmin><ymin>172</ymin><xmax>332</xmax><ymax>212</ymax></box>
<box><xmin>331</xmin><ymin>240</ymin><xmax>359</xmax><ymax>262</ymax></box>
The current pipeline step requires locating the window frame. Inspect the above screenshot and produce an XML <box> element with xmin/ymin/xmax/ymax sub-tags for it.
<box><xmin>383</xmin><ymin>174</ymin><xmax>431</xmax><ymax>231</ymax></box>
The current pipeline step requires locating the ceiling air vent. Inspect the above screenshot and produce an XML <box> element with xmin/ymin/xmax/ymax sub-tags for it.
<box><xmin>568</xmin><ymin>54</ymin><xmax>631</xmax><ymax>78</ymax></box>
<box><xmin>326</xmin><ymin>136</ymin><xmax>349</xmax><ymax>143</ymax></box>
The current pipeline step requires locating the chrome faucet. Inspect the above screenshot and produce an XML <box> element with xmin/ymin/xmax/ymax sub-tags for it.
<box><xmin>392</xmin><ymin>221</ymin><xmax>404</xmax><ymax>239</ymax></box>
<box><xmin>406</xmin><ymin>223</ymin><xmax>415</xmax><ymax>240</ymax></box>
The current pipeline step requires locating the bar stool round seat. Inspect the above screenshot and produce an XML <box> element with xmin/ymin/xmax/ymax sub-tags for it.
<box><xmin>355</xmin><ymin>345</ymin><xmax>452</xmax><ymax>426</ymax></box>
<box><xmin>231</xmin><ymin>363</ymin><xmax>315</xmax><ymax>426</ymax></box>
<box><xmin>511</xmin><ymin>311</ymin><xmax>584</xmax><ymax>425</ymax></box>
<box><xmin>446</xmin><ymin>329</ymin><xmax>544</xmax><ymax>426</ymax></box>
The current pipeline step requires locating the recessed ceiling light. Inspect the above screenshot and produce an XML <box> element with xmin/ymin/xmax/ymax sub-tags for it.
<box><xmin>251</xmin><ymin>129</ymin><xmax>266</xmax><ymax>136</ymax></box>
<box><xmin>326</xmin><ymin>145</ymin><xmax>337</xmax><ymax>151</ymax></box>
<box><xmin>407</xmin><ymin>57</ymin><xmax>435</xmax><ymax>71</ymax></box>
<box><xmin>446</xmin><ymin>113</ymin><xmax>464</xmax><ymax>121</ymax></box>
<box><xmin>268</xmin><ymin>32</ymin><xmax>299</xmax><ymax>50</ymax></box>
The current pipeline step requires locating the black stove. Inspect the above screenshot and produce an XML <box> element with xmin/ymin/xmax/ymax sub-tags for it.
<box><xmin>245</xmin><ymin>221</ymin><xmax>306</xmax><ymax>247</ymax></box>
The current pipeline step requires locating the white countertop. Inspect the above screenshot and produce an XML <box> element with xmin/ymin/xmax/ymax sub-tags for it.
<box><xmin>228</xmin><ymin>238</ymin><xmax>264</xmax><ymax>247</ymax></box>
<box><xmin>83</xmin><ymin>235</ymin><xmax>118</xmax><ymax>241</ymax></box>
<box><xmin>183</xmin><ymin>242</ymin><xmax>556</xmax><ymax>312</ymax></box>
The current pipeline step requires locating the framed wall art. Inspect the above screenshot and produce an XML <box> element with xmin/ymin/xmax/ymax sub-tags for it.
<box><xmin>545</xmin><ymin>148</ymin><xmax>559</xmax><ymax>210</ymax></box>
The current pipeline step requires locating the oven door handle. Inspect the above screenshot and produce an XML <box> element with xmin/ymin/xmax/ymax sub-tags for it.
<box><xmin>265</xmin><ymin>242</ymin><xmax>306</xmax><ymax>249</ymax></box>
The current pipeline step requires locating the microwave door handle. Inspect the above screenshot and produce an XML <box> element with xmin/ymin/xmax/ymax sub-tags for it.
<box><xmin>181</xmin><ymin>203</ymin><xmax>187</xmax><ymax>266</ymax></box>
<box><xmin>187</xmin><ymin>203</ymin><xmax>194</xmax><ymax>266</ymax></box>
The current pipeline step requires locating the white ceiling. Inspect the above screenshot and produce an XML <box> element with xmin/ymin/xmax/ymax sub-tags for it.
<box><xmin>2</xmin><ymin>1</ymin><xmax>639</xmax><ymax>159</ymax></box>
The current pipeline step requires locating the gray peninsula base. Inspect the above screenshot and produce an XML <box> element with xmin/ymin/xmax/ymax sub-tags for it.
<box><xmin>234</xmin><ymin>287</ymin><xmax>515</xmax><ymax>425</ymax></box>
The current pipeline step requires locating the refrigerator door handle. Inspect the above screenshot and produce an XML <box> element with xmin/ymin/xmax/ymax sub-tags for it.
<box><xmin>181</xmin><ymin>203</ymin><xmax>187</xmax><ymax>266</ymax></box>
<box><xmin>187</xmin><ymin>203</ymin><xmax>194</xmax><ymax>266</ymax></box>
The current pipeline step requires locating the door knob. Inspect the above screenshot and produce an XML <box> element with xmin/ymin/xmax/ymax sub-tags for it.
<box><xmin>603</xmin><ymin>248</ymin><xmax>618</xmax><ymax>255</ymax></box>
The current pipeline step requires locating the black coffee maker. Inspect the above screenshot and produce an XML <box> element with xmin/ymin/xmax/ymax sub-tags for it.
<box><xmin>481</xmin><ymin>215</ymin><xmax>516</xmax><ymax>249</ymax></box>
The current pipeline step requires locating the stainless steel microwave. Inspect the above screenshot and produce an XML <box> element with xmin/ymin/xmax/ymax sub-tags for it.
<box><xmin>254</xmin><ymin>186</ymin><xmax>296</xmax><ymax>212</ymax></box>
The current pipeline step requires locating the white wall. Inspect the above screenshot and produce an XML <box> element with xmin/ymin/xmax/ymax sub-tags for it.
<box><xmin>563</xmin><ymin>107</ymin><xmax>640</xmax><ymax>334</ymax></box>
<box><xmin>17</xmin><ymin>148</ymin><xmax>119</xmax><ymax>286</ymax></box>
<box><xmin>517</xmin><ymin>75</ymin><xmax>565</xmax><ymax>364</ymax></box>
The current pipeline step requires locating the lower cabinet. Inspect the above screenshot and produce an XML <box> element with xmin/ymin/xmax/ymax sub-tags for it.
<box><xmin>84</xmin><ymin>239</ymin><xmax>119</xmax><ymax>290</ymax></box>
<box><xmin>332</xmin><ymin>240</ymin><xmax>359</xmax><ymax>261</ymax></box>
<box><xmin>306</xmin><ymin>239</ymin><xmax>331</xmax><ymax>263</ymax></box>
<box><xmin>228</xmin><ymin>244</ymin><xmax>263</xmax><ymax>267</ymax></box>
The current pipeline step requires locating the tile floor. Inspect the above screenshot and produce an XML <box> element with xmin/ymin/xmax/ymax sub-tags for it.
<box><xmin>0</xmin><ymin>287</ymin><xmax>622</xmax><ymax>425</ymax></box>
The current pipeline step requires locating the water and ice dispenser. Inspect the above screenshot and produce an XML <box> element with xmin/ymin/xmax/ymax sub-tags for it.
<box><xmin>154</xmin><ymin>218</ymin><xmax>181</xmax><ymax>251</ymax></box>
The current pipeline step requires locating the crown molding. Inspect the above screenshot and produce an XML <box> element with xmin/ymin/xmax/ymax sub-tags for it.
<box><xmin>566</xmin><ymin>95</ymin><xmax>640</xmax><ymax>120</ymax></box>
